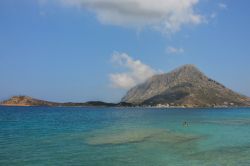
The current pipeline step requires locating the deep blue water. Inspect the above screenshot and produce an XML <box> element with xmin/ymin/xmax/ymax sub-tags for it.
<box><xmin>1</xmin><ymin>106</ymin><xmax>250</xmax><ymax>166</ymax></box>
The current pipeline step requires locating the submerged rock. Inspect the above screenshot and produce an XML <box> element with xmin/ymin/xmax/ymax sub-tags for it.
<box><xmin>85</xmin><ymin>129</ymin><xmax>163</xmax><ymax>145</ymax></box>
<box><xmin>85</xmin><ymin>128</ymin><xmax>204</xmax><ymax>146</ymax></box>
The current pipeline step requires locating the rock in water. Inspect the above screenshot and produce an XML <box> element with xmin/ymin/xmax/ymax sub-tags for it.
<box><xmin>0</xmin><ymin>96</ymin><xmax>61</xmax><ymax>106</ymax></box>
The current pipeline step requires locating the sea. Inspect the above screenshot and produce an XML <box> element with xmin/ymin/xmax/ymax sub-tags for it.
<box><xmin>1</xmin><ymin>106</ymin><xmax>250</xmax><ymax>166</ymax></box>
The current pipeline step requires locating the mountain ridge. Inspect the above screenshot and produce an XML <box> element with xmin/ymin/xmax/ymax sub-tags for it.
<box><xmin>122</xmin><ymin>64</ymin><xmax>250</xmax><ymax>107</ymax></box>
<box><xmin>1</xmin><ymin>64</ymin><xmax>250</xmax><ymax>108</ymax></box>
<box><xmin>0</xmin><ymin>96</ymin><xmax>132</xmax><ymax>107</ymax></box>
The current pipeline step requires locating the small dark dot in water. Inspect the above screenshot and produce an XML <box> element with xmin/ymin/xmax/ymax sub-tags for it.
<box><xmin>183</xmin><ymin>121</ymin><xmax>189</xmax><ymax>127</ymax></box>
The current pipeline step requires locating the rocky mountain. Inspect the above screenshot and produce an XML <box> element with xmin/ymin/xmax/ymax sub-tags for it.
<box><xmin>0</xmin><ymin>96</ymin><xmax>62</xmax><ymax>106</ymax></box>
<box><xmin>122</xmin><ymin>65</ymin><xmax>250</xmax><ymax>107</ymax></box>
<box><xmin>0</xmin><ymin>96</ymin><xmax>132</xmax><ymax>107</ymax></box>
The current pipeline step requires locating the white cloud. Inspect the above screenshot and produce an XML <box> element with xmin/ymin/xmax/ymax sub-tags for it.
<box><xmin>218</xmin><ymin>3</ymin><xmax>227</xmax><ymax>10</ymax></box>
<box><xmin>208</xmin><ymin>3</ymin><xmax>227</xmax><ymax>20</ymax></box>
<box><xmin>56</xmin><ymin>0</ymin><xmax>204</xmax><ymax>34</ymax></box>
<box><xmin>210</xmin><ymin>12</ymin><xmax>217</xmax><ymax>19</ymax></box>
<box><xmin>166</xmin><ymin>46</ymin><xmax>184</xmax><ymax>54</ymax></box>
<box><xmin>109</xmin><ymin>52</ymin><xmax>158</xmax><ymax>89</ymax></box>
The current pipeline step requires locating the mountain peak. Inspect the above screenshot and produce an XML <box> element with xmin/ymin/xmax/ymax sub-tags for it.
<box><xmin>177</xmin><ymin>64</ymin><xmax>197</xmax><ymax>69</ymax></box>
<box><xmin>122</xmin><ymin>65</ymin><xmax>250</xmax><ymax>107</ymax></box>
<box><xmin>11</xmin><ymin>95</ymin><xmax>32</xmax><ymax>100</ymax></box>
<box><xmin>0</xmin><ymin>96</ymin><xmax>58</xmax><ymax>106</ymax></box>
<box><xmin>172</xmin><ymin>64</ymin><xmax>202</xmax><ymax>75</ymax></box>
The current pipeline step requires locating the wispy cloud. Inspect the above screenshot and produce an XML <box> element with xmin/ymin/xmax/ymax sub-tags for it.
<box><xmin>166</xmin><ymin>46</ymin><xmax>184</xmax><ymax>54</ymax></box>
<box><xmin>209</xmin><ymin>3</ymin><xmax>227</xmax><ymax>20</ymax></box>
<box><xmin>210</xmin><ymin>12</ymin><xmax>217</xmax><ymax>19</ymax></box>
<box><xmin>54</xmin><ymin>0</ymin><xmax>205</xmax><ymax>34</ymax></box>
<box><xmin>218</xmin><ymin>3</ymin><xmax>227</xmax><ymax>10</ymax></box>
<box><xmin>109</xmin><ymin>52</ymin><xmax>159</xmax><ymax>89</ymax></box>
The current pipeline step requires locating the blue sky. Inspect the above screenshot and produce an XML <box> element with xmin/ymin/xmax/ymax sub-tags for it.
<box><xmin>0</xmin><ymin>0</ymin><xmax>250</xmax><ymax>102</ymax></box>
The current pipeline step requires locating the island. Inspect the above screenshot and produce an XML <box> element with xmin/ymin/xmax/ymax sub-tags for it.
<box><xmin>1</xmin><ymin>65</ymin><xmax>250</xmax><ymax>108</ymax></box>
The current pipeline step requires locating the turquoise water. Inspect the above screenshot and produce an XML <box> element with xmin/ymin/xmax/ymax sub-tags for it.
<box><xmin>1</xmin><ymin>107</ymin><xmax>250</xmax><ymax>166</ymax></box>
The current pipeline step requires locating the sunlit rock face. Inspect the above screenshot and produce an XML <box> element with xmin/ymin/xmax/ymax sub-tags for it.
<box><xmin>122</xmin><ymin>64</ymin><xmax>250</xmax><ymax>107</ymax></box>
<box><xmin>0</xmin><ymin>96</ymin><xmax>60</xmax><ymax>106</ymax></box>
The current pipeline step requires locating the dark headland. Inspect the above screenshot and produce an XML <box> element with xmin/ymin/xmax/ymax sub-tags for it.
<box><xmin>1</xmin><ymin>65</ymin><xmax>250</xmax><ymax>108</ymax></box>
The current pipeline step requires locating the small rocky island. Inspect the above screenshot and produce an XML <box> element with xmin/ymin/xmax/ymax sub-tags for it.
<box><xmin>1</xmin><ymin>65</ymin><xmax>250</xmax><ymax>108</ymax></box>
<box><xmin>0</xmin><ymin>96</ymin><xmax>132</xmax><ymax>107</ymax></box>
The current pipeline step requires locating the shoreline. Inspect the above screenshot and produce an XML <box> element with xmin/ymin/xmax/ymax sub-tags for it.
<box><xmin>1</xmin><ymin>104</ymin><xmax>250</xmax><ymax>109</ymax></box>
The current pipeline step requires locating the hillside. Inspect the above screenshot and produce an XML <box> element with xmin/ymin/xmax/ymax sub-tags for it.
<box><xmin>0</xmin><ymin>96</ymin><xmax>132</xmax><ymax>107</ymax></box>
<box><xmin>122</xmin><ymin>65</ymin><xmax>250</xmax><ymax>107</ymax></box>
<box><xmin>0</xmin><ymin>96</ymin><xmax>62</xmax><ymax>106</ymax></box>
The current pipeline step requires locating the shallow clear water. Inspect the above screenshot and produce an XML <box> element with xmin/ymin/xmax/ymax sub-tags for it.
<box><xmin>1</xmin><ymin>106</ymin><xmax>250</xmax><ymax>166</ymax></box>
